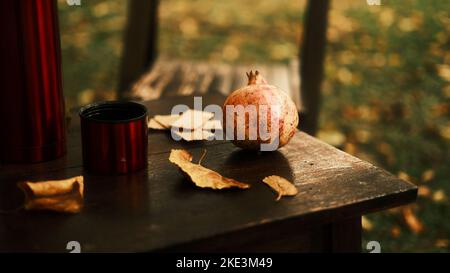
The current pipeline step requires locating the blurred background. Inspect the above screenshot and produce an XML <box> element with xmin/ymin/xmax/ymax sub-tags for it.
<box><xmin>57</xmin><ymin>0</ymin><xmax>449</xmax><ymax>252</ymax></box>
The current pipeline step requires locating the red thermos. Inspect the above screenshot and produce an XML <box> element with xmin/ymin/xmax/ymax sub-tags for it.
<box><xmin>0</xmin><ymin>0</ymin><xmax>66</xmax><ymax>163</ymax></box>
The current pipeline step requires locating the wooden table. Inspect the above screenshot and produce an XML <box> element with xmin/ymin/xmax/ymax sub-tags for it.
<box><xmin>0</xmin><ymin>94</ymin><xmax>417</xmax><ymax>252</ymax></box>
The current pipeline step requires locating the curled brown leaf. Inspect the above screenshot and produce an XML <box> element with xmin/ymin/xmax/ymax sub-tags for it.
<box><xmin>18</xmin><ymin>176</ymin><xmax>84</xmax><ymax>214</ymax></box>
<box><xmin>262</xmin><ymin>175</ymin><xmax>298</xmax><ymax>201</ymax></box>
<box><xmin>169</xmin><ymin>149</ymin><xmax>250</xmax><ymax>190</ymax></box>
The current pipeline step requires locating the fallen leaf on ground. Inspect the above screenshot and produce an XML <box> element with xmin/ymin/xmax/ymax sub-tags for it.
<box><xmin>391</xmin><ymin>225</ymin><xmax>401</xmax><ymax>238</ymax></box>
<box><xmin>432</xmin><ymin>189</ymin><xmax>446</xmax><ymax>202</ymax></box>
<box><xmin>397</xmin><ymin>171</ymin><xmax>413</xmax><ymax>183</ymax></box>
<box><xmin>437</xmin><ymin>64</ymin><xmax>450</xmax><ymax>82</ymax></box>
<box><xmin>435</xmin><ymin>239</ymin><xmax>449</xmax><ymax>248</ymax></box>
<box><xmin>418</xmin><ymin>186</ymin><xmax>431</xmax><ymax>197</ymax></box>
<box><xmin>169</xmin><ymin>149</ymin><xmax>250</xmax><ymax>190</ymax></box>
<box><xmin>362</xmin><ymin>216</ymin><xmax>373</xmax><ymax>231</ymax></box>
<box><xmin>421</xmin><ymin>169</ymin><xmax>435</xmax><ymax>182</ymax></box>
<box><xmin>18</xmin><ymin>176</ymin><xmax>84</xmax><ymax>213</ymax></box>
<box><xmin>401</xmin><ymin>206</ymin><xmax>424</xmax><ymax>234</ymax></box>
<box><xmin>262</xmin><ymin>175</ymin><xmax>298</xmax><ymax>201</ymax></box>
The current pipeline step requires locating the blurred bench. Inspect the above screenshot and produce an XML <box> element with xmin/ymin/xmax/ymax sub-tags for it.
<box><xmin>128</xmin><ymin>58</ymin><xmax>302</xmax><ymax>110</ymax></box>
<box><xmin>118</xmin><ymin>0</ymin><xmax>330</xmax><ymax>135</ymax></box>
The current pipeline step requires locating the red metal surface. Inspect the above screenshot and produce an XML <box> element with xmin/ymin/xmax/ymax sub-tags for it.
<box><xmin>79</xmin><ymin>102</ymin><xmax>148</xmax><ymax>175</ymax></box>
<box><xmin>0</xmin><ymin>0</ymin><xmax>66</xmax><ymax>163</ymax></box>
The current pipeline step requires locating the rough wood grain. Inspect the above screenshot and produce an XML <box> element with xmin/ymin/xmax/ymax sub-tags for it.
<box><xmin>0</xmin><ymin>95</ymin><xmax>416</xmax><ymax>252</ymax></box>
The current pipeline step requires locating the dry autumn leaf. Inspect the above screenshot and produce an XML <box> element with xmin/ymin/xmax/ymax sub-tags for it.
<box><xmin>391</xmin><ymin>226</ymin><xmax>401</xmax><ymax>238</ymax></box>
<box><xmin>262</xmin><ymin>175</ymin><xmax>298</xmax><ymax>201</ymax></box>
<box><xmin>169</xmin><ymin>149</ymin><xmax>250</xmax><ymax>190</ymax></box>
<box><xmin>171</xmin><ymin>109</ymin><xmax>214</xmax><ymax>130</ymax></box>
<box><xmin>418</xmin><ymin>185</ymin><xmax>431</xmax><ymax>197</ymax></box>
<box><xmin>153</xmin><ymin>114</ymin><xmax>181</xmax><ymax>128</ymax></box>
<box><xmin>435</xmin><ymin>239</ymin><xmax>449</xmax><ymax>248</ymax></box>
<box><xmin>148</xmin><ymin>118</ymin><xmax>166</xmax><ymax>130</ymax></box>
<box><xmin>432</xmin><ymin>189</ymin><xmax>446</xmax><ymax>203</ymax></box>
<box><xmin>18</xmin><ymin>176</ymin><xmax>84</xmax><ymax>214</ymax></box>
<box><xmin>401</xmin><ymin>206</ymin><xmax>424</xmax><ymax>234</ymax></box>
<box><xmin>361</xmin><ymin>216</ymin><xmax>373</xmax><ymax>231</ymax></box>
<box><xmin>149</xmin><ymin>110</ymin><xmax>217</xmax><ymax>141</ymax></box>
<box><xmin>421</xmin><ymin>169</ymin><xmax>435</xmax><ymax>182</ymax></box>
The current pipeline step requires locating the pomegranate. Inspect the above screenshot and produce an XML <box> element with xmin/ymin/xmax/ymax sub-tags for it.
<box><xmin>223</xmin><ymin>71</ymin><xmax>298</xmax><ymax>151</ymax></box>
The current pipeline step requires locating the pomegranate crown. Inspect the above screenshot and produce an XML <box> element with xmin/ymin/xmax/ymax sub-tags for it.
<box><xmin>246</xmin><ymin>70</ymin><xmax>267</xmax><ymax>85</ymax></box>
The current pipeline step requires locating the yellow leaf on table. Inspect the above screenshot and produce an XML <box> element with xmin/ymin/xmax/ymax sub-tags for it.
<box><xmin>149</xmin><ymin>110</ymin><xmax>218</xmax><ymax>141</ymax></box>
<box><xmin>18</xmin><ymin>176</ymin><xmax>84</xmax><ymax>214</ymax></box>
<box><xmin>148</xmin><ymin>118</ymin><xmax>166</xmax><ymax>130</ymax></box>
<box><xmin>171</xmin><ymin>109</ymin><xmax>214</xmax><ymax>130</ymax></box>
<box><xmin>169</xmin><ymin>149</ymin><xmax>250</xmax><ymax>190</ymax></box>
<box><xmin>153</xmin><ymin>114</ymin><xmax>181</xmax><ymax>128</ymax></box>
<box><xmin>262</xmin><ymin>175</ymin><xmax>298</xmax><ymax>201</ymax></box>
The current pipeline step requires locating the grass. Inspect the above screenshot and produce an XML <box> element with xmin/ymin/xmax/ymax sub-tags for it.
<box><xmin>58</xmin><ymin>0</ymin><xmax>449</xmax><ymax>252</ymax></box>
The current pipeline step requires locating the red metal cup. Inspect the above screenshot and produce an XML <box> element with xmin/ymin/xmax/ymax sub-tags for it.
<box><xmin>79</xmin><ymin>101</ymin><xmax>148</xmax><ymax>174</ymax></box>
<box><xmin>0</xmin><ymin>0</ymin><xmax>66</xmax><ymax>163</ymax></box>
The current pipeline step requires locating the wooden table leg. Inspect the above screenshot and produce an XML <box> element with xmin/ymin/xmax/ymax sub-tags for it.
<box><xmin>330</xmin><ymin>216</ymin><xmax>362</xmax><ymax>253</ymax></box>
